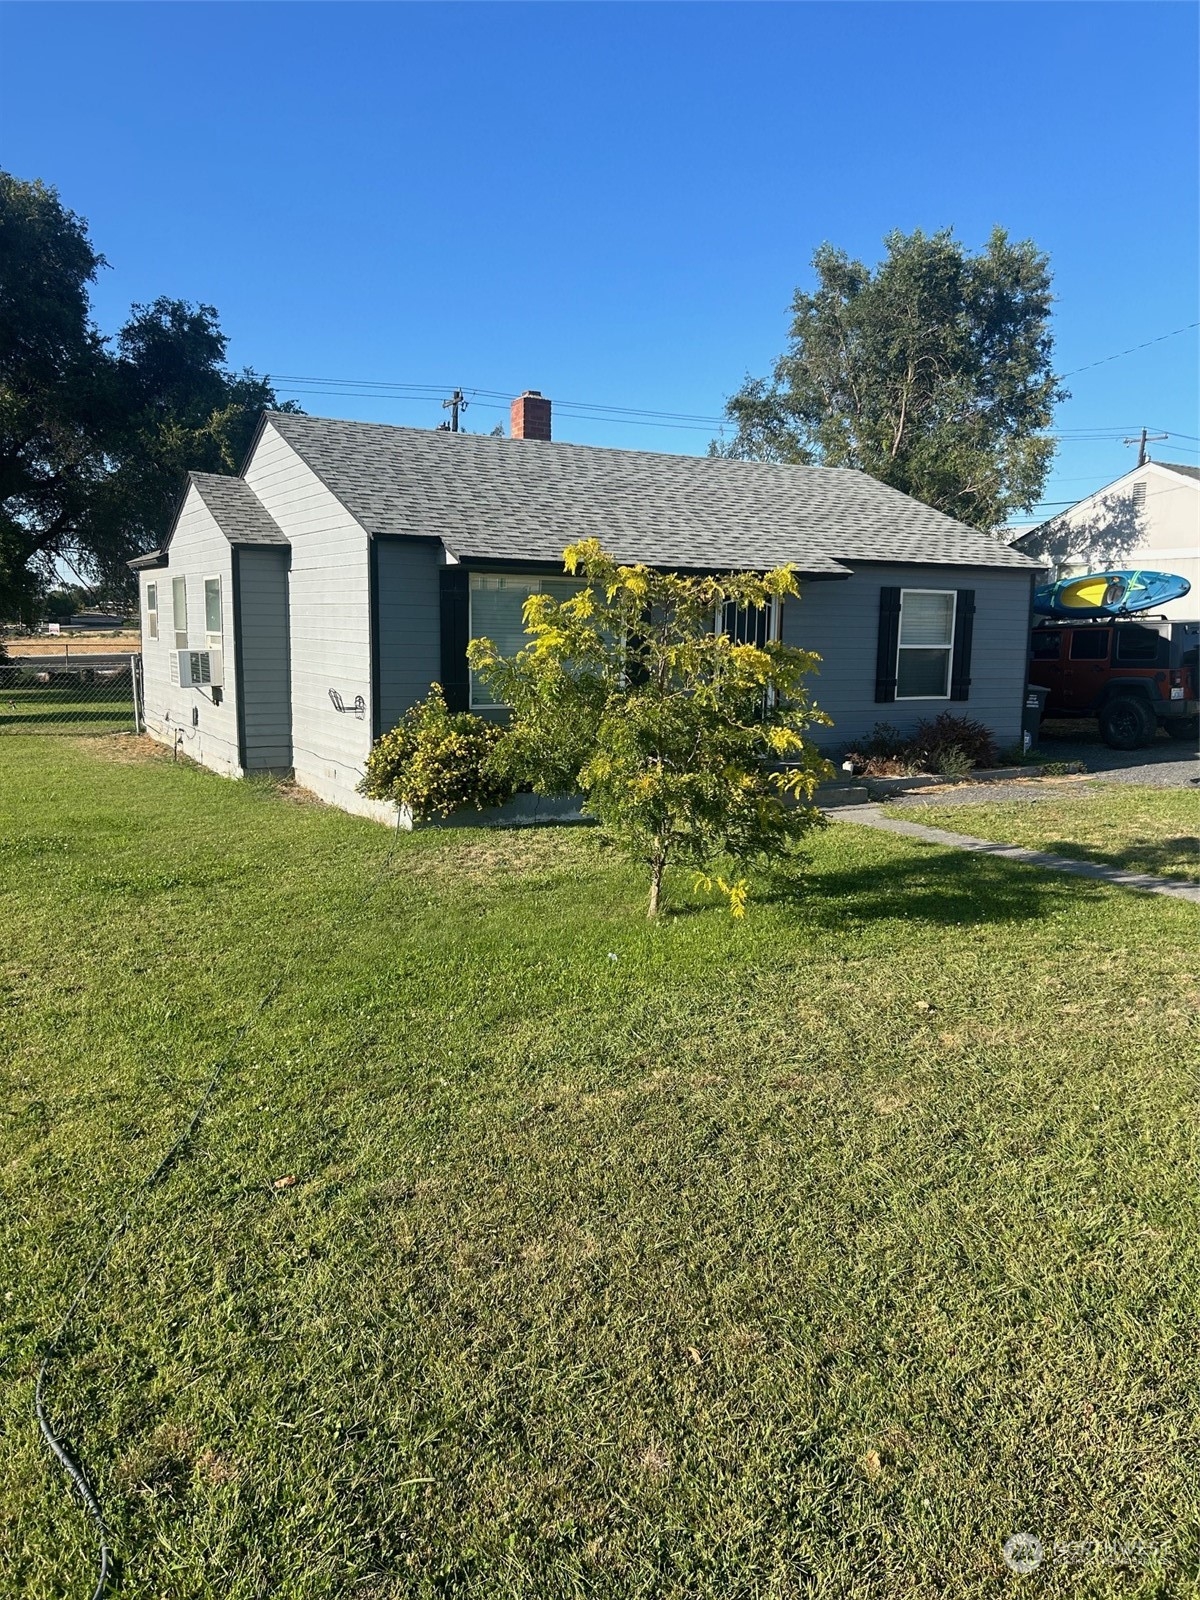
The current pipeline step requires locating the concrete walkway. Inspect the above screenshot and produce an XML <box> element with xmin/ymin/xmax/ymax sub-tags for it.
<box><xmin>835</xmin><ymin>804</ymin><xmax>1200</xmax><ymax>905</ymax></box>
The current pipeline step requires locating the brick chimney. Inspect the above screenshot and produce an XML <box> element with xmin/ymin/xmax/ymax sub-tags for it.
<box><xmin>510</xmin><ymin>390</ymin><xmax>552</xmax><ymax>441</ymax></box>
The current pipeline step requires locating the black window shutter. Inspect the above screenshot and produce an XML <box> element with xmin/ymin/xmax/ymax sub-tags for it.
<box><xmin>874</xmin><ymin>587</ymin><xmax>902</xmax><ymax>702</ymax></box>
<box><xmin>439</xmin><ymin>566</ymin><xmax>471</xmax><ymax>711</ymax></box>
<box><xmin>950</xmin><ymin>589</ymin><xmax>976</xmax><ymax>701</ymax></box>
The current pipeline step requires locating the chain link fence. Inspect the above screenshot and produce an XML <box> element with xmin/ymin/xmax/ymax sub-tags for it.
<box><xmin>0</xmin><ymin>653</ymin><xmax>142</xmax><ymax>736</ymax></box>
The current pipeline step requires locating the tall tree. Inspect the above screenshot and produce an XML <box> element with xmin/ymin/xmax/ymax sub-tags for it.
<box><xmin>715</xmin><ymin>228</ymin><xmax>1063</xmax><ymax>531</ymax></box>
<box><xmin>0</xmin><ymin>171</ymin><xmax>298</xmax><ymax>616</ymax></box>
<box><xmin>91</xmin><ymin>298</ymin><xmax>299</xmax><ymax>579</ymax></box>
<box><xmin>0</xmin><ymin>173</ymin><xmax>109</xmax><ymax>618</ymax></box>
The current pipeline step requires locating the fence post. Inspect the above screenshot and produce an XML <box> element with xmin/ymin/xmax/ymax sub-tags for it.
<box><xmin>130</xmin><ymin>654</ymin><xmax>141</xmax><ymax>734</ymax></box>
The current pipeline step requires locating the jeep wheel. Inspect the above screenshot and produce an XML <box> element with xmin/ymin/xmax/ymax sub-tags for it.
<box><xmin>1098</xmin><ymin>695</ymin><xmax>1156</xmax><ymax>750</ymax></box>
<box><xmin>1164</xmin><ymin>714</ymin><xmax>1200</xmax><ymax>744</ymax></box>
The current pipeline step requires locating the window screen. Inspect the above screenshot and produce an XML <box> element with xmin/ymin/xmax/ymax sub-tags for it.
<box><xmin>172</xmin><ymin>576</ymin><xmax>188</xmax><ymax>651</ymax></box>
<box><xmin>896</xmin><ymin>590</ymin><xmax>954</xmax><ymax>698</ymax></box>
<box><xmin>1069</xmin><ymin>629</ymin><xmax>1109</xmax><ymax>661</ymax></box>
<box><xmin>204</xmin><ymin>577</ymin><xmax>222</xmax><ymax>647</ymax></box>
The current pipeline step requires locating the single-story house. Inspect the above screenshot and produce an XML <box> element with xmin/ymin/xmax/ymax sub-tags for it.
<box><xmin>1011</xmin><ymin>459</ymin><xmax>1199</xmax><ymax>619</ymax></box>
<box><xmin>131</xmin><ymin>392</ymin><xmax>1041</xmax><ymax>818</ymax></box>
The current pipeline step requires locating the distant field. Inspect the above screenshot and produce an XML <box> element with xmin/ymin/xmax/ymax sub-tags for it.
<box><xmin>6</xmin><ymin>631</ymin><xmax>140</xmax><ymax>656</ymax></box>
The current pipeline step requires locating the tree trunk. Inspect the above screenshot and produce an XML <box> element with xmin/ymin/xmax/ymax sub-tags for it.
<box><xmin>647</xmin><ymin>839</ymin><xmax>667</xmax><ymax>918</ymax></box>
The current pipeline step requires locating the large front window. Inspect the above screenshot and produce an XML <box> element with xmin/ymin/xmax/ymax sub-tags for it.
<box><xmin>468</xmin><ymin>573</ymin><xmax>580</xmax><ymax>709</ymax></box>
<box><xmin>896</xmin><ymin>589</ymin><xmax>954</xmax><ymax>699</ymax></box>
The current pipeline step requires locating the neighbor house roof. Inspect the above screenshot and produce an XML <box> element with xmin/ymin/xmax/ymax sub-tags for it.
<box><xmin>264</xmin><ymin>412</ymin><xmax>1038</xmax><ymax>574</ymax></box>
<box><xmin>1159</xmin><ymin>461</ymin><xmax>1200</xmax><ymax>482</ymax></box>
<box><xmin>128</xmin><ymin>471</ymin><xmax>288</xmax><ymax>570</ymax></box>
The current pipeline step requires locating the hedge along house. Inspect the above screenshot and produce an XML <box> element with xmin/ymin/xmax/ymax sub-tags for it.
<box><xmin>131</xmin><ymin>392</ymin><xmax>1041</xmax><ymax>818</ymax></box>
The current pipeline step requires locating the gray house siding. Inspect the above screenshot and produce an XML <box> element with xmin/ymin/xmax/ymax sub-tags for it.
<box><xmin>781</xmin><ymin>563</ymin><xmax>1033</xmax><ymax>750</ymax></box>
<box><xmin>242</xmin><ymin>422</ymin><xmax>378</xmax><ymax>812</ymax></box>
<box><xmin>234</xmin><ymin>548</ymin><xmax>292</xmax><ymax>771</ymax></box>
<box><xmin>373</xmin><ymin>537</ymin><xmax>444</xmax><ymax>735</ymax></box>
<box><xmin>139</xmin><ymin>487</ymin><xmax>241</xmax><ymax>776</ymax></box>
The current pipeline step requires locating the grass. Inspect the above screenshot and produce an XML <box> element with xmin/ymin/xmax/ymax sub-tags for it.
<box><xmin>0</xmin><ymin>679</ymin><xmax>138</xmax><ymax>735</ymax></box>
<box><xmin>916</xmin><ymin>786</ymin><xmax>1200</xmax><ymax>883</ymax></box>
<box><xmin>1</xmin><ymin>735</ymin><xmax>1197</xmax><ymax>1598</ymax></box>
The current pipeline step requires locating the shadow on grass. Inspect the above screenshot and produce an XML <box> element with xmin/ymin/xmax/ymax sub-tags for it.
<box><xmin>756</xmin><ymin>844</ymin><xmax>1113</xmax><ymax>927</ymax></box>
<box><xmin>1038</xmin><ymin>836</ymin><xmax>1200</xmax><ymax>881</ymax></box>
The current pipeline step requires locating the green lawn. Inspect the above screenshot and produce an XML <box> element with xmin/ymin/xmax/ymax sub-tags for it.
<box><xmin>916</xmin><ymin>787</ymin><xmax>1200</xmax><ymax>883</ymax></box>
<box><xmin>1</xmin><ymin>737</ymin><xmax>1196</xmax><ymax>1598</ymax></box>
<box><xmin>0</xmin><ymin>676</ymin><xmax>138</xmax><ymax>734</ymax></box>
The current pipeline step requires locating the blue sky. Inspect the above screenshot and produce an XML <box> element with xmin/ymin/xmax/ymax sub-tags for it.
<box><xmin>2</xmin><ymin>1</ymin><xmax>1197</xmax><ymax>525</ymax></box>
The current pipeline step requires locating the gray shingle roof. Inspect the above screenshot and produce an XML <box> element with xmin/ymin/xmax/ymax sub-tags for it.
<box><xmin>266</xmin><ymin>412</ymin><xmax>1038</xmax><ymax>573</ymax></box>
<box><xmin>1159</xmin><ymin>461</ymin><xmax>1200</xmax><ymax>482</ymax></box>
<box><xmin>188</xmin><ymin>472</ymin><xmax>289</xmax><ymax>546</ymax></box>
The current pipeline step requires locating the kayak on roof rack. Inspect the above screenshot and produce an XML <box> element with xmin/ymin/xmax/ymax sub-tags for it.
<box><xmin>1032</xmin><ymin>569</ymin><xmax>1192</xmax><ymax>619</ymax></box>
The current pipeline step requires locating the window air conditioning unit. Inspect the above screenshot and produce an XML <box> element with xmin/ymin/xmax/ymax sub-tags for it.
<box><xmin>177</xmin><ymin>648</ymin><xmax>224</xmax><ymax>688</ymax></box>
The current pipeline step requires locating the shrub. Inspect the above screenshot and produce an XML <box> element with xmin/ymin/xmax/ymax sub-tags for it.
<box><xmin>913</xmin><ymin>713</ymin><xmax>999</xmax><ymax>772</ymax></box>
<box><xmin>842</xmin><ymin>722</ymin><xmax>924</xmax><ymax>777</ymax></box>
<box><xmin>843</xmin><ymin>716</ymin><xmax>999</xmax><ymax>778</ymax></box>
<box><xmin>360</xmin><ymin>686</ymin><xmax>514</xmax><ymax>820</ymax></box>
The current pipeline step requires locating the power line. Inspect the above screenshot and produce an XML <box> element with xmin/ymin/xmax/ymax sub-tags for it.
<box><xmin>1057</xmin><ymin>321</ymin><xmax>1200</xmax><ymax>380</ymax></box>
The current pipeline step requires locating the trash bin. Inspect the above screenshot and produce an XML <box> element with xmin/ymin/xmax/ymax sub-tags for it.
<box><xmin>1022</xmin><ymin>684</ymin><xmax>1049</xmax><ymax>753</ymax></box>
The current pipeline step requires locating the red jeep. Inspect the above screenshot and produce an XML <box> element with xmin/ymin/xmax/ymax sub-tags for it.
<box><xmin>1028</xmin><ymin>617</ymin><xmax>1200</xmax><ymax>749</ymax></box>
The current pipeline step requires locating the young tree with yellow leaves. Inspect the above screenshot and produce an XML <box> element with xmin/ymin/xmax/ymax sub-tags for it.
<box><xmin>468</xmin><ymin>540</ymin><xmax>833</xmax><ymax>917</ymax></box>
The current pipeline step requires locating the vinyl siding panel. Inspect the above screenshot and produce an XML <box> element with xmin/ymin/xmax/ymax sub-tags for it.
<box><xmin>243</xmin><ymin>422</ymin><xmax>373</xmax><ymax>802</ymax></box>
<box><xmin>374</xmin><ymin>537</ymin><xmax>443</xmax><ymax>732</ymax></box>
<box><xmin>139</xmin><ymin>487</ymin><xmax>240</xmax><ymax>776</ymax></box>
<box><xmin>781</xmin><ymin>563</ymin><xmax>1032</xmax><ymax>749</ymax></box>
<box><xmin>236</xmin><ymin>548</ymin><xmax>292</xmax><ymax>770</ymax></box>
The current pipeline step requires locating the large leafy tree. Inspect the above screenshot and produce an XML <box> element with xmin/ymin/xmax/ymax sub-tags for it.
<box><xmin>468</xmin><ymin>540</ymin><xmax>833</xmax><ymax>917</ymax></box>
<box><xmin>93</xmin><ymin>298</ymin><xmax>298</xmax><ymax>577</ymax></box>
<box><xmin>0</xmin><ymin>173</ymin><xmax>109</xmax><ymax>618</ymax></box>
<box><xmin>715</xmin><ymin>228</ymin><xmax>1063</xmax><ymax>531</ymax></box>
<box><xmin>0</xmin><ymin>171</ymin><xmax>297</xmax><ymax>617</ymax></box>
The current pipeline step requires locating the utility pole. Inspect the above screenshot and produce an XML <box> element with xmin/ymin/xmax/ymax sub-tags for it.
<box><xmin>441</xmin><ymin>388</ymin><xmax>469</xmax><ymax>433</ymax></box>
<box><xmin>1123</xmin><ymin>427</ymin><xmax>1168</xmax><ymax>466</ymax></box>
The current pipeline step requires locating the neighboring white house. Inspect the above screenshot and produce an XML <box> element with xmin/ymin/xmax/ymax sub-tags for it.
<box><xmin>1012</xmin><ymin>460</ymin><xmax>1199</xmax><ymax>619</ymax></box>
<box><xmin>132</xmin><ymin>394</ymin><xmax>1042</xmax><ymax>821</ymax></box>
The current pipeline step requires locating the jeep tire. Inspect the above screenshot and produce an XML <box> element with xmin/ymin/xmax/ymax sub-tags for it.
<box><xmin>1099</xmin><ymin>695</ymin><xmax>1156</xmax><ymax>750</ymax></box>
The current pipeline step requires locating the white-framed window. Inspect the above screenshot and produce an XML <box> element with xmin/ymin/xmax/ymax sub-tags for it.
<box><xmin>172</xmin><ymin>575</ymin><xmax>188</xmax><ymax>652</ymax></box>
<box><xmin>145</xmin><ymin>581</ymin><xmax>159</xmax><ymax>641</ymax></box>
<box><xmin>896</xmin><ymin>589</ymin><xmax>955</xmax><ymax>699</ymax></box>
<box><xmin>468</xmin><ymin>573</ymin><xmax>581</xmax><ymax>709</ymax></box>
<box><xmin>716</xmin><ymin>596</ymin><xmax>781</xmax><ymax>648</ymax></box>
<box><xmin>204</xmin><ymin>576</ymin><xmax>223</xmax><ymax>651</ymax></box>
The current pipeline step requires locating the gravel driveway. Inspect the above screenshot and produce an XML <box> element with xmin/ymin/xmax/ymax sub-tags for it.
<box><xmin>890</xmin><ymin>721</ymin><xmax>1199</xmax><ymax>808</ymax></box>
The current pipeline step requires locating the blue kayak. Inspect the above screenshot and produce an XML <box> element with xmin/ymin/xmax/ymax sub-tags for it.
<box><xmin>1032</xmin><ymin>569</ymin><xmax>1192</xmax><ymax>619</ymax></box>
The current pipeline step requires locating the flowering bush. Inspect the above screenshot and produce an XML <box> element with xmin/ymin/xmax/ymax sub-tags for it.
<box><xmin>360</xmin><ymin>686</ymin><xmax>514</xmax><ymax>820</ymax></box>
